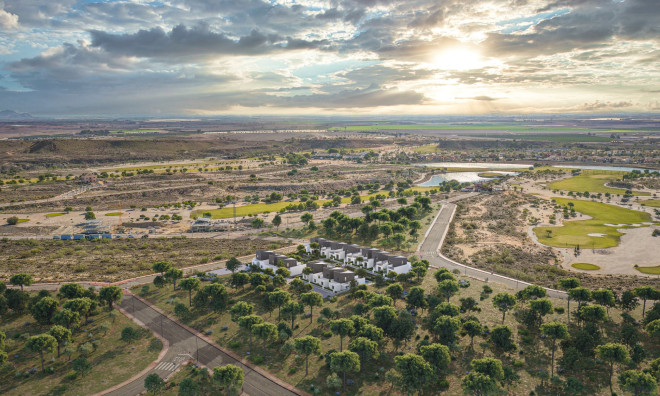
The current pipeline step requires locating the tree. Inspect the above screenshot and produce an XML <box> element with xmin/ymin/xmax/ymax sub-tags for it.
<box><xmin>596</xmin><ymin>343</ymin><xmax>630</xmax><ymax>394</ymax></box>
<box><xmin>48</xmin><ymin>325</ymin><xmax>72</xmax><ymax>358</ymax></box>
<box><xmin>373</xmin><ymin>305</ymin><xmax>397</xmax><ymax>334</ymax></box>
<box><xmin>558</xmin><ymin>277</ymin><xmax>580</xmax><ymax>321</ymax></box>
<box><xmin>619</xmin><ymin>370</ymin><xmax>658</xmax><ymax>396</ymax></box>
<box><xmin>272</xmin><ymin>214</ymin><xmax>282</xmax><ymax>230</ymax></box>
<box><xmin>619</xmin><ymin>290</ymin><xmax>639</xmax><ymax>312</ymax></box>
<box><xmin>420</xmin><ymin>343</ymin><xmax>450</xmax><ymax>374</ymax></box>
<box><xmin>541</xmin><ymin>321</ymin><xmax>568</xmax><ymax>377</ymax></box>
<box><xmin>294</xmin><ymin>336</ymin><xmax>322</xmax><ymax>375</ymax></box>
<box><xmin>300</xmin><ymin>292</ymin><xmax>323</xmax><ymax>324</ymax></box>
<box><xmin>62</xmin><ymin>297</ymin><xmax>94</xmax><ymax>320</ymax></box>
<box><xmin>165</xmin><ymin>268</ymin><xmax>184</xmax><ymax>290</ymax></box>
<box><xmin>432</xmin><ymin>315</ymin><xmax>461</xmax><ymax>346</ymax></box>
<box><xmin>213</xmin><ymin>364</ymin><xmax>244</xmax><ymax>396</ymax></box>
<box><xmin>406</xmin><ymin>286</ymin><xmax>428</xmax><ymax>313</ymax></box>
<box><xmin>59</xmin><ymin>283</ymin><xmax>86</xmax><ymax>299</ymax></box>
<box><xmin>178</xmin><ymin>377</ymin><xmax>200</xmax><ymax>396</ymax></box>
<box><xmin>463</xmin><ymin>320</ymin><xmax>483</xmax><ymax>350</ymax></box>
<box><xmin>10</xmin><ymin>273</ymin><xmax>33</xmax><ymax>291</ymax></box>
<box><xmin>647</xmin><ymin>319</ymin><xmax>660</xmax><ymax>338</ymax></box>
<box><xmin>230</xmin><ymin>301</ymin><xmax>253</xmax><ymax>322</ymax></box>
<box><xmin>489</xmin><ymin>325</ymin><xmax>516</xmax><ymax>354</ymax></box>
<box><xmin>179</xmin><ymin>277</ymin><xmax>201</xmax><ymax>306</ymax></box>
<box><xmin>152</xmin><ymin>261</ymin><xmax>172</xmax><ymax>275</ymax></box>
<box><xmin>230</xmin><ymin>272</ymin><xmax>249</xmax><ymax>290</ymax></box>
<box><xmin>53</xmin><ymin>308</ymin><xmax>80</xmax><ymax>329</ymax></box>
<box><xmin>434</xmin><ymin>268</ymin><xmax>455</xmax><ymax>282</ymax></box>
<box><xmin>99</xmin><ymin>286</ymin><xmax>123</xmax><ymax>310</ymax></box>
<box><xmin>391</xmin><ymin>233</ymin><xmax>406</xmax><ymax>250</ymax></box>
<box><xmin>577</xmin><ymin>304</ymin><xmax>607</xmax><ymax>329</ymax></box>
<box><xmin>153</xmin><ymin>275</ymin><xmax>167</xmax><ymax>289</ymax></box>
<box><xmin>268</xmin><ymin>289</ymin><xmax>291</xmax><ymax>321</ymax></box>
<box><xmin>72</xmin><ymin>356</ymin><xmax>92</xmax><ymax>377</ymax></box>
<box><xmin>301</xmin><ymin>212</ymin><xmax>313</xmax><ymax>225</ymax></box>
<box><xmin>386</xmin><ymin>283</ymin><xmax>403</xmax><ymax>306</ymax></box>
<box><xmin>31</xmin><ymin>296</ymin><xmax>59</xmax><ymax>325</ymax></box>
<box><xmin>225</xmin><ymin>257</ymin><xmax>242</xmax><ymax>273</ymax></box>
<box><xmin>348</xmin><ymin>336</ymin><xmax>378</xmax><ymax>363</ymax></box>
<box><xmin>281</xmin><ymin>301</ymin><xmax>303</xmax><ymax>329</ymax></box>
<box><xmin>568</xmin><ymin>287</ymin><xmax>591</xmax><ymax>310</ymax></box>
<box><xmin>394</xmin><ymin>353</ymin><xmax>433</xmax><ymax>394</ymax></box>
<box><xmin>462</xmin><ymin>372</ymin><xmax>498</xmax><ymax>396</ymax></box>
<box><xmin>27</xmin><ymin>334</ymin><xmax>57</xmax><ymax>372</ymax></box>
<box><xmin>145</xmin><ymin>373</ymin><xmax>165</xmax><ymax>395</ymax></box>
<box><xmin>592</xmin><ymin>289</ymin><xmax>616</xmax><ymax>313</ymax></box>
<box><xmin>251</xmin><ymin>218</ymin><xmax>264</xmax><ymax>228</ymax></box>
<box><xmin>529</xmin><ymin>298</ymin><xmax>553</xmax><ymax>328</ymax></box>
<box><xmin>329</xmin><ymin>318</ymin><xmax>354</xmax><ymax>351</ymax></box>
<box><xmin>195</xmin><ymin>283</ymin><xmax>229</xmax><ymax>312</ymax></box>
<box><xmin>276</xmin><ymin>267</ymin><xmax>290</xmax><ymax>278</ymax></box>
<box><xmin>252</xmin><ymin>322</ymin><xmax>278</xmax><ymax>359</ymax></box>
<box><xmin>437</xmin><ymin>279</ymin><xmax>460</xmax><ymax>302</ymax></box>
<box><xmin>634</xmin><ymin>286</ymin><xmax>660</xmax><ymax>317</ymax></box>
<box><xmin>471</xmin><ymin>357</ymin><xmax>504</xmax><ymax>381</ymax></box>
<box><xmin>238</xmin><ymin>315</ymin><xmax>263</xmax><ymax>354</ymax></box>
<box><xmin>492</xmin><ymin>293</ymin><xmax>516</xmax><ymax>324</ymax></box>
<box><xmin>330</xmin><ymin>351</ymin><xmax>361</xmax><ymax>392</ymax></box>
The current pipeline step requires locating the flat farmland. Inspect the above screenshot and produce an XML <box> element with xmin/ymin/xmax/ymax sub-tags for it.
<box><xmin>0</xmin><ymin>237</ymin><xmax>285</xmax><ymax>282</ymax></box>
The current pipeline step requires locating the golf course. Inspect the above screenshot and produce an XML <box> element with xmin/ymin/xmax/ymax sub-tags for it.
<box><xmin>534</xmin><ymin>197</ymin><xmax>656</xmax><ymax>249</ymax></box>
<box><xmin>548</xmin><ymin>171</ymin><xmax>650</xmax><ymax>196</ymax></box>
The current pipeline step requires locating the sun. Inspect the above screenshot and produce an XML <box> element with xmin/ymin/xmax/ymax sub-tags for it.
<box><xmin>432</xmin><ymin>47</ymin><xmax>483</xmax><ymax>71</ymax></box>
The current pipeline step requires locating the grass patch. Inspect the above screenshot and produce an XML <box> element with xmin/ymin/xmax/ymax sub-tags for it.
<box><xmin>640</xmin><ymin>200</ymin><xmax>660</xmax><ymax>208</ymax></box>
<box><xmin>17</xmin><ymin>218</ymin><xmax>29</xmax><ymax>223</ymax></box>
<box><xmin>534</xmin><ymin>198</ymin><xmax>654</xmax><ymax>249</ymax></box>
<box><xmin>571</xmin><ymin>263</ymin><xmax>600</xmax><ymax>270</ymax></box>
<box><xmin>548</xmin><ymin>173</ymin><xmax>649</xmax><ymax>196</ymax></box>
<box><xmin>477</xmin><ymin>172</ymin><xmax>506</xmax><ymax>178</ymax></box>
<box><xmin>635</xmin><ymin>265</ymin><xmax>660</xmax><ymax>275</ymax></box>
<box><xmin>45</xmin><ymin>213</ymin><xmax>65</xmax><ymax>217</ymax></box>
<box><xmin>412</xmin><ymin>144</ymin><xmax>439</xmax><ymax>153</ymax></box>
<box><xmin>105</xmin><ymin>212</ymin><xmax>124</xmax><ymax>216</ymax></box>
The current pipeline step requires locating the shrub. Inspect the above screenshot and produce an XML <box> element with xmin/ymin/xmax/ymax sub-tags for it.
<box><xmin>554</xmin><ymin>307</ymin><xmax>565</xmax><ymax>314</ymax></box>
<box><xmin>228</xmin><ymin>340</ymin><xmax>241</xmax><ymax>349</ymax></box>
<box><xmin>250</xmin><ymin>355</ymin><xmax>264</xmax><ymax>364</ymax></box>
<box><xmin>322</xmin><ymin>331</ymin><xmax>333</xmax><ymax>338</ymax></box>
<box><xmin>121</xmin><ymin>327</ymin><xmax>138</xmax><ymax>342</ymax></box>
<box><xmin>64</xmin><ymin>371</ymin><xmax>78</xmax><ymax>381</ymax></box>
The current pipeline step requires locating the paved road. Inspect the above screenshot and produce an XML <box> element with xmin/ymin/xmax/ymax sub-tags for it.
<box><xmin>418</xmin><ymin>202</ymin><xmax>568</xmax><ymax>300</ymax></box>
<box><xmin>107</xmin><ymin>294</ymin><xmax>300</xmax><ymax>396</ymax></box>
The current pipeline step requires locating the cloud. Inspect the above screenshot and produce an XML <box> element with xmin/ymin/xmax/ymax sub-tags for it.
<box><xmin>578</xmin><ymin>101</ymin><xmax>634</xmax><ymax>111</ymax></box>
<box><xmin>89</xmin><ymin>24</ymin><xmax>331</xmax><ymax>59</ymax></box>
<box><xmin>0</xmin><ymin>4</ymin><xmax>18</xmax><ymax>29</ymax></box>
<box><xmin>456</xmin><ymin>96</ymin><xmax>498</xmax><ymax>101</ymax></box>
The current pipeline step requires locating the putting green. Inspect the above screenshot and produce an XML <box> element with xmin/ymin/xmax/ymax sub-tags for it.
<box><xmin>571</xmin><ymin>263</ymin><xmax>600</xmax><ymax>270</ymax></box>
<box><xmin>635</xmin><ymin>265</ymin><xmax>660</xmax><ymax>275</ymax></box>
<box><xmin>534</xmin><ymin>198</ymin><xmax>654</xmax><ymax>249</ymax></box>
<box><xmin>548</xmin><ymin>173</ymin><xmax>650</xmax><ymax>196</ymax></box>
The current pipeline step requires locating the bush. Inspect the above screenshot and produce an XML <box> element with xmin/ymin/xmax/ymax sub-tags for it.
<box><xmin>228</xmin><ymin>340</ymin><xmax>241</xmax><ymax>349</ymax></box>
<box><xmin>121</xmin><ymin>327</ymin><xmax>138</xmax><ymax>342</ymax></box>
<box><xmin>322</xmin><ymin>331</ymin><xmax>333</xmax><ymax>338</ymax></box>
<box><xmin>250</xmin><ymin>355</ymin><xmax>264</xmax><ymax>364</ymax></box>
<box><xmin>64</xmin><ymin>371</ymin><xmax>78</xmax><ymax>381</ymax></box>
<box><xmin>554</xmin><ymin>307</ymin><xmax>565</xmax><ymax>314</ymax></box>
<box><xmin>7</xmin><ymin>216</ymin><xmax>18</xmax><ymax>225</ymax></box>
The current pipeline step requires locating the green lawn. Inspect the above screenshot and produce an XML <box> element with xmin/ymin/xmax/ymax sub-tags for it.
<box><xmin>534</xmin><ymin>198</ymin><xmax>654</xmax><ymax>249</ymax></box>
<box><xmin>641</xmin><ymin>199</ymin><xmax>660</xmax><ymax>208</ymax></box>
<box><xmin>44</xmin><ymin>213</ymin><xmax>66</xmax><ymax>218</ymax></box>
<box><xmin>0</xmin><ymin>306</ymin><xmax>161</xmax><ymax>395</ymax></box>
<box><xmin>548</xmin><ymin>173</ymin><xmax>650</xmax><ymax>196</ymax></box>
<box><xmin>571</xmin><ymin>263</ymin><xmax>600</xmax><ymax>270</ymax></box>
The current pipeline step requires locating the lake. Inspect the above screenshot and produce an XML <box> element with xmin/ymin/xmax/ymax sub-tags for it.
<box><xmin>418</xmin><ymin>171</ymin><xmax>518</xmax><ymax>186</ymax></box>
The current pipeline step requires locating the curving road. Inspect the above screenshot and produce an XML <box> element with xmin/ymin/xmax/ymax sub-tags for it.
<box><xmin>418</xmin><ymin>201</ymin><xmax>568</xmax><ymax>300</ymax></box>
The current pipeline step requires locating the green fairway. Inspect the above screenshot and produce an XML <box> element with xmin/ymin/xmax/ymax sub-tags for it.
<box><xmin>534</xmin><ymin>198</ymin><xmax>654</xmax><ymax>249</ymax></box>
<box><xmin>635</xmin><ymin>265</ymin><xmax>660</xmax><ymax>275</ymax></box>
<box><xmin>45</xmin><ymin>213</ymin><xmax>65</xmax><ymax>217</ymax></box>
<box><xmin>548</xmin><ymin>173</ymin><xmax>650</xmax><ymax>196</ymax></box>
<box><xmin>572</xmin><ymin>263</ymin><xmax>600</xmax><ymax>270</ymax></box>
<box><xmin>641</xmin><ymin>200</ymin><xmax>660</xmax><ymax>208</ymax></box>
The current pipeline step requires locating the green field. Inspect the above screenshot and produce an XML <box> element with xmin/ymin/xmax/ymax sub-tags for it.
<box><xmin>534</xmin><ymin>198</ymin><xmax>654</xmax><ymax>249</ymax></box>
<box><xmin>548</xmin><ymin>172</ymin><xmax>650</xmax><ymax>196</ymax></box>
<box><xmin>571</xmin><ymin>263</ymin><xmax>600</xmax><ymax>270</ymax></box>
<box><xmin>641</xmin><ymin>200</ymin><xmax>660</xmax><ymax>208</ymax></box>
<box><xmin>45</xmin><ymin>213</ymin><xmax>65</xmax><ymax>217</ymax></box>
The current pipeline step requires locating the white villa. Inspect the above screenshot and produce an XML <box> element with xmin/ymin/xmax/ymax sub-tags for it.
<box><xmin>302</xmin><ymin>260</ymin><xmax>366</xmax><ymax>292</ymax></box>
<box><xmin>305</xmin><ymin>237</ymin><xmax>412</xmax><ymax>275</ymax></box>
<box><xmin>252</xmin><ymin>250</ymin><xmax>306</xmax><ymax>277</ymax></box>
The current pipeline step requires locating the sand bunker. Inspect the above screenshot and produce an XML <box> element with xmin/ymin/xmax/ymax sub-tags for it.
<box><xmin>587</xmin><ymin>233</ymin><xmax>606</xmax><ymax>237</ymax></box>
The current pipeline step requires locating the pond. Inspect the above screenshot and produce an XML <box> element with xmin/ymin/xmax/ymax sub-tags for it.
<box><xmin>418</xmin><ymin>171</ymin><xmax>517</xmax><ymax>186</ymax></box>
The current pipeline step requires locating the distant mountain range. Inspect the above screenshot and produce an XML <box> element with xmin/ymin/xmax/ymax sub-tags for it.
<box><xmin>0</xmin><ymin>110</ymin><xmax>37</xmax><ymax>120</ymax></box>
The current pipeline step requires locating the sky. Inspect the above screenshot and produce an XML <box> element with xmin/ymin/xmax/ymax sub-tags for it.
<box><xmin>0</xmin><ymin>0</ymin><xmax>658</xmax><ymax>117</ymax></box>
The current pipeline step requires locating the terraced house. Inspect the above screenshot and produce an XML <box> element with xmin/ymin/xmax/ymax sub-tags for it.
<box><xmin>252</xmin><ymin>250</ymin><xmax>306</xmax><ymax>276</ymax></box>
<box><xmin>301</xmin><ymin>260</ymin><xmax>366</xmax><ymax>292</ymax></box>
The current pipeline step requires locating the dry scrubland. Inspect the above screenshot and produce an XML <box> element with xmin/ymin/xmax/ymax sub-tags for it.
<box><xmin>443</xmin><ymin>192</ymin><xmax>659</xmax><ymax>291</ymax></box>
<box><xmin>0</xmin><ymin>237</ymin><xmax>284</xmax><ymax>282</ymax></box>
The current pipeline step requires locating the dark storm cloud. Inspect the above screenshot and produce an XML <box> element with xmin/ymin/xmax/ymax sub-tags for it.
<box><xmin>89</xmin><ymin>24</ymin><xmax>331</xmax><ymax>59</ymax></box>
